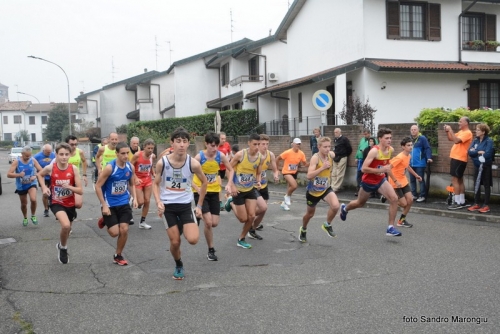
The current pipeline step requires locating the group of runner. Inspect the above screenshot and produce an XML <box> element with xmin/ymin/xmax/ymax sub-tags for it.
<box><xmin>7</xmin><ymin>126</ymin><xmax>417</xmax><ymax>280</ymax></box>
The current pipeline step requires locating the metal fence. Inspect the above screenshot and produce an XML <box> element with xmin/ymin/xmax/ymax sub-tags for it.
<box><xmin>254</xmin><ymin>115</ymin><xmax>346</xmax><ymax>137</ymax></box>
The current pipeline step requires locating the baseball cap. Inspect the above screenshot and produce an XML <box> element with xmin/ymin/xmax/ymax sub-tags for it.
<box><xmin>293</xmin><ymin>138</ymin><xmax>301</xmax><ymax>144</ymax></box>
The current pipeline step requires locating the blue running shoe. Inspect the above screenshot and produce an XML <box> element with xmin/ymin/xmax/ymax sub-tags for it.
<box><xmin>340</xmin><ymin>203</ymin><xmax>348</xmax><ymax>221</ymax></box>
<box><xmin>386</xmin><ymin>225</ymin><xmax>402</xmax><ymax>237</ymax></box>
<box><xmin>173</xmin><ymin>266</ymin><xmax>184</xmax><ymax>280</ymax></box>
<box><xmin>224</xmin><ymin>197</ymin><xmax>233</xmax><ymax>212</ymax></box>
<box><xmin>237</xmin><ymin>238</ymin><xmax>252</xmax><ymax>249</ymax></box>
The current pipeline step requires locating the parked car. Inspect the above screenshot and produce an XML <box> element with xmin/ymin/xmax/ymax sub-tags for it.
<box><xmin>8</xmin><ymin>147</ymin><xmax>23</xmax><ymax>164</ymax></box>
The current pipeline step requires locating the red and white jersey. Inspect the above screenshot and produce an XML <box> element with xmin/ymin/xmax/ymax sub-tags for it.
<box><xmin>50</xmin><ymin>163</ymin><xmax>76</xmax><ymax>207</ymax></box>
<box><xmin>134</xmin><ymin>151</ymin><xmax>154</xmax><ymax>180</ymax></box>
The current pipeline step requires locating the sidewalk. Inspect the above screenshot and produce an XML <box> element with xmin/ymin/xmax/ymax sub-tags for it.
<box><xmin>266</xmin><ymin>183</ymin><xmax>500</xmax><ymax>223</ymax></box>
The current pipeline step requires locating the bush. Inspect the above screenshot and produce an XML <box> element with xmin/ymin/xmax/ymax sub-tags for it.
<box><xmin>0</xmin><ymin>140</ymin><xmax>14</xmax><ymax>147</ymax></box>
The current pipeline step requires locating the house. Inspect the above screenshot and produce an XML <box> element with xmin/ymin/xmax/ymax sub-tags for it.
<box><xmin>245</xmin><ymin>0</ymin><xmax>500</xmax><ymax>136</ymax></box>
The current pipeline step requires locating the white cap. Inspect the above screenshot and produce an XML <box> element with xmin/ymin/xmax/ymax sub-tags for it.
<box><xmin>293</xmin><ymin>138</ymin><xmax>301</xmax><ymax>144</ymax></box>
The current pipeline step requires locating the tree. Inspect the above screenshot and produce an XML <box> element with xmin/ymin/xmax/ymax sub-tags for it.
<box><xmin>339</xmin><ymin>96</ymin><xmax>377</xmax><ymax>131</ymax></box>
<box><xmin>15</xmin><ymin>130</ymin><xmax>29</xmax><ymax>142</ymax></box>
<box><xmin>116</xmin><ymin>124</ymin><xmax>128</xmax><ymax>134</ymax></box>
<box><xmin>45</xmin><ymin>104</ymin><xmax>74</xmax><ymax>141</ymax></box>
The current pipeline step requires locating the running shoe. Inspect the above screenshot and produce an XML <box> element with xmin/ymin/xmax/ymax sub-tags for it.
<box><xmin>129</xmin><ymin>218</ymin><xmax>135</xmax><ymax>225</ymax></box>
<box><xmin>339</xmin><ymin>203</ymin><xmax>348</xmax><ymax>221</ymax></box>
<box><xmin>219</xmin><ymin>201</ymin><xmax>225</xmax><ymax>212</ymax></box>
<box><xmin>380</xmin><ymin>196</ymin><xmax>387</xmax><ymax>203</ymax></box>
<box><xmin>284</xmin><ymin>195</ymin><xmax>291</xmax><ymax>206</ymax></box>
<box><xmin>237</xmin><ymin>238</ymin><xmax>252</xmax><ymax>249</ymax></box>
<box><xmin>22</xmin><ymin>218</ymin><xmax>29</xmax><ymax>227</ymax></box>
<box><xmin>397</xmin><ymin>219</ymin><xmax>413</xmax><ymax>228</ymax></box>
<box><xmin>247</xmin><ymin>229</ymin><xmax>263</xmax><ymax>240</ymax></box>
<box><xmin>280</xmin><ymin>202</ymin><xmax>290</xmax><ymax>211</ymax></box>
<box><xmin>139</xmin><ymin>222</ymin><xmax>152</xmax><ymax>229</ymax></box>
<box><xmin>97</xmin><ymin>217</ymin><xmax>105</xmax><ymax>229</ymax></box>
<box><xmin>321</xmin><ymin>222</ymin><xmax>336</xmax><ymax>238</ymax></box>
<box><xmin>31</xmin><ymin>216</ymin><xmax>38</xmax><ymax>225</ymax></box>
<box><xmin>478</xmin><ymin>205</ymin><xmax>490</xmax><ymax>213</ymax></box>
<box><xmin>298</xmin><ymin>226</ymin><xmax>307</xmax><ymax>243</ymax></box>
<box><xmin>57</xmin><ymin>243</ymin><xmax>68</xmax><ymax>264</ymax></box>
<box><xmin>416</xmin><ymin>197</ymin><xmax>426</xmax><ymax>203</ymax></box>
<box><xmin>224</xmin><ymin>197</ymin><xmax>233</xmax><ymax>212</ymax></box>
<box><xmin>207</xmin><ymin>249</ymin><xmax>218</xmax><ymax>261</ymax></box>
<box><xmin>173</xmin><ymin>266</ymin><xmax>184</xmax><ymax>280</ymax></box>
<box><xmin>43</xmin><ymin>209</ymin><xmax>49</xmax><ymax>217</ymax></box>
<box><xmin>113</xmin><ymin>254</ymin><xmax>128</xmax><ymax>266</ymax></box>
<box><xmin>386</xmin><ymin>225</ymin><xmax>402</xmax><ymax>237</ymax></box>
<box><xmin>467</xmin><ymin>204</ymin><xmax>481</xmax><ymax>212</ymax></box>
<box><xmin>448</xmin><ymin>203</ymin><xmax>463</xmax><ymax>210</ymax></box>
<box><xmin>256</xmin><ymin>224</ymin><xmax>264</xmax><ymax>231</ymax></box>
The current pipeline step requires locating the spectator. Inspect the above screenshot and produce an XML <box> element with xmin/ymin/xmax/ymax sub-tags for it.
<box><xmin>310</xmin><ymin>128</ymin><xmax>321</xmax><ymax>155</ymax></box>
<box><xmin>355</xmin><ymin>129</ymin><xmax>372</xmax><ymax>196</ymax></box>
<box><xmin>331</xmin><ymin>128</ymin><xmax>352</xmax><ymax>192</ymax></box>
<box><xmin>467</xmin><ymin>123</ymin><xmax>495</xmax><ymax>214</ymax></box>
<box><xmin>409</xmin><ymin>125</ymin><xmax>433</xmax><ymax>203</ymax></box>
<box><xmin>444</xmin><ymin>117</ymin><xmax>473</xmax><ymax>210</ymax></box>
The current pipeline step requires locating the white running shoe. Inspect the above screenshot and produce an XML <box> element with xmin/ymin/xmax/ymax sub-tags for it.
<box><xmin>139</xmin><ymin>222</ymin><xmax>152</xmax><ymax>229</ymax></box>
<box><xmin>281</xmin><ymin>202</ymin><xmax>290</xmax><ymax>211</ymax></box>
<box><xmin>129</xmin><ymin>196</ymin><xmax>134</xmax><ymax>206</ymax></box>
<box><xmin>284</xmin><ymin>195</ymin><xmax>291</xmax><ymax>206</ymax></box>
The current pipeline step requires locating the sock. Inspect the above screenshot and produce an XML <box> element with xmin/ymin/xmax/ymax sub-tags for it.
<box><xmin>59</xmin><ymin>243</ymin><xmax>67</xmax><ymax>249</ymax></box>
<box><xmin>140</xmin><ymin>216</ymin><xmax>146</xmax><ymax>223</ymax></box>
<box><xmin>209</xmin><ymin>247</ymin><xmax>215</xmax><ymax>253</ymax></box>
<box><xmin>324</xmin><ymin>222</ymin><xmax>331</xmax><ymax>227</ymax></box>
<box><xmin>459</xmin><ymin>194</ymin><xmax>465</xmax><ymax>204</ymax></box>
<box><xmin>175</xmin><ymin>258</ymin><xmax>183</xmax><ymax>267</ymax></box>
<box><xmin>388</xmin><ymin>225</ymin><xmax>394</xmax><ymax>228</ymax></box>
<box><xmin>301</xmin><ymin>227</ymin><xmax>307</xmax><ymax>231</ymax></box>
<box><xmin>400</xmin><ymin>214</ymin><xmax>406</xmax><ymax>221</ymax></box>
<box><xmin>249</xmin><ymin>229</ymin><xmax>255</xmax><ymax>233</ymax></box>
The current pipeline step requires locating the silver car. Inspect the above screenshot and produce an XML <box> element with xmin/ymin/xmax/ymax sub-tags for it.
<box><xmin>8</xmin><ymin>147</ymin><xmax>23</xmax><ymax>164</ymax></box>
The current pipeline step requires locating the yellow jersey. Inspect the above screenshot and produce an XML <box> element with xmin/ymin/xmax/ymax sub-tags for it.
<box><xmin>258</xmin><ymin>150</ymin><xmax>271</xmax><ymax>190</ymax></box>
<box><xmin>101</xmin><ymin>145</ymin><xmax>117</xmax><ymax>168</ymax></box>
<box><xmin>233</xmin><ymin>149</ymin><xmax>261</xmax><ymax>193</ymax></box>
<box><xmin>193</xmin><ymin>150</ymin><xmax>221</xmax><ymax>193</ymax></box>
<box><xmin>307</xmin><ymin>153</ymin><xmax>333</xmax><ymax>197</ymax></box>
<box><xmin>68</xmin><ymin>148</ymin><xmax>82</xmax><ymax>168</ymax></box>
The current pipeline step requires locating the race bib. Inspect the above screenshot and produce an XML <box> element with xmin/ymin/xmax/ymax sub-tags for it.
<box><xmin>138</xmin><ymin>164</ymin><xmax>151</xmax><ymax>172</ymax></box>
<box><xmin>238</xmin><ymin>173</ymin><xmax>254</xmax><ymax>187</ymax></box>
<box><xmin>206</xmin><ymin>173</ymin><xmax>217</xmax><ymax>183</ymax></box>
<box><xmin>166</xmin><ymin>168</ymin><xmax>189</xmax><ymax>190</ymax></box>
<box><xmin>111</xmin><ymin>181</ymin><xmax>128</xmax><ymax>195</ymax></box>
<box><xmin>288</xmin><ymin>164</ymin><xmax>298</xmax><ymax>171</ymax></box>
<box><xmin>53</xmin><ymin>186</ymin><xmax>73</xmax><ymax>199</ymax></box>
<box><xmin>21</xmin><ymin>176</ymin><xmax>32</xmax><ymax>184</ymax></box>
<box><xmin>313</xmin><ymin>177</ymin><xmax>329</xmax><ymax>188</ymax></box>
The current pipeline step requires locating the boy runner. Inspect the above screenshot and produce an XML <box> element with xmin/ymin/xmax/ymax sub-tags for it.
<box><xmin>37</xmin><ymin>143</ymin><xmax>83</xmax><ymax>264</ymax></box>
<box><xmin>217</xmin><ymin>132</ymin><xmax>231</xmax><ymax>209</ymax></box>
<box><xmin>224</xmin><ymin>133</ymin><xmax>263</xmax><ymax>249</ymax></box>
<box><xmin>95</xmin><ymin>142</ymin><xmax>138</xmax><ymax>266</ymax></box>
<box><xmin>299</xmin><ymin>137</ymin><xmax>339</xmax><ymax>242</ymax></box>
<box><xmin>34</xmin><ymin>144</ymin><xmax>55</xmax><ymax>217</ymax></box>
<box><xmin>7</xmin><ymin>146</ymin><xmax>42</xmax><ymax>226</ymax></box>
<box><xmin>192</xmin><ymin>133</ymin><xmax>236</xmax><ymax>261</ymax></box>
<box><xmin>388</xmin><ymin>137</ymin><xmax>422</xmax><ymax>228</ymax></box>
<box><xmin>130</xmin><ymin>138</ymin><xmax>156</xmax><ymax>229</ymax></box>
<box><xmin>153</xmin><ymin>128</ymin><xmax>207</xmax><ymax>280</ymax></box>
<box><xmin>276</xmin><ymin>138</ymin><xmax>308</xmax><ymax>211</ymax></box>
<box><xmin>339</xmin><ymin>128</ymin><xmax>403</xmax><ymax>237</ymax></box>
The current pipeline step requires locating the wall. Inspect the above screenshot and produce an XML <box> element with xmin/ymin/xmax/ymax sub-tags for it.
<box><xmin>100</xmin><ymin>85</ymin><xmax>135</xmax><ymax>136</ymax></box>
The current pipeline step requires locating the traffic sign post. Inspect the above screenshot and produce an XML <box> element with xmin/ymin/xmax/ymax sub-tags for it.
<box><xmin>312</xmin><ymin>90</ymin><xmax>332</xmax><ymax>136</ymax></box>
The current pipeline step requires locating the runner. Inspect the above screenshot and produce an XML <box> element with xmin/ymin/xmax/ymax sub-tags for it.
<box><xmin>192</xmin><ymin>133</ymin><xmax>236</xmax><ymax>261</ymax></box>
<box><xmin>217</xmin><ymin>132</ymin><xmax>232</xmax><ymax>210</ymax></box>
<box><xmin>248</xmin><ymin>134</ymin><xmax>279</xmax><ymax>237</ymax></box>
<box><xmin>95</xmin><ymin>142</ymin><xmax>138</xmax><ymax>266</ymax></box>
<box><xmin>65</xmin><ymin>135</ymin><xmax>88</xmax><ymax>209</ymax></box>
<box><xmin>224</xmin><ymin>133</ymin><xmax>263</xmax><ymax>249</ymax></box>
<box><xmin>95</xmin><ymin>132</ymin><xmax>119</xmax><ymax>175</ymax></box>
<box><xmin>7</xmin><ymin>146</ymin><xmax>43</xmax><ymax>226</ymax></box>
<box><xmin>299</xmin><ymin>137</ymin><xmax>339</xmax><ymax>242</ymax></box>
<box><xmin>33</xmin><ymin>144</ymin><xmax>55</xmax><ymax>217</ymax></box>
<box><xmin>128</xmin><ymin>136</ymin><xmax>141</xmax><ymax>161</ymax></box>
<box><xmin>92</xmin><ymin>138</ymin><xmax>108</xmax><ymax>185</ymax></box>
<box><xmin>276</xmin><ymin>138</ymin><xmax>308</xmax><ymax>211</ymax></box>
<box><xmin>339</xmin><ymin>128</ymin><xmax>403</xmax><ymax>237</ymax></box>
<box><xmin>37</xmin><ymin>143</ymin><xmax>82</xmax><ymax>264</ymax></box>
<box><xmin>130</xmin><ymin>138</ymin><xmax>156</xmax><ymax>229</ymax></box>
<box><xmin>152</xmin><ymin>128</ymin><xmax>207</xmax><ymax>280</ymax></box>
<box><xmin>388</xmin><ymin>137</ymin><xmax>423</xmax><ymax>228</ymax></box>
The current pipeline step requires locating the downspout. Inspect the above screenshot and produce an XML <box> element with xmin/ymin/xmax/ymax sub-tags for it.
<box><xmin>150</xmin><ymin>83</ymin><xmax>161</xmax><ymax>115</ymax></box>
<box><xmin>246</xmin><ymin>51</ymin><xmax>267</xmax><ymax>88</ymax></box>
<box><xmin>87</xmin><ymin>99</ymin><xmax>99</xmax><ymax>126</ymax></box>
<box><xmin>459</xmin><ymin>0</ymin><xmax>479</xmax><ymax>63</ymax></box>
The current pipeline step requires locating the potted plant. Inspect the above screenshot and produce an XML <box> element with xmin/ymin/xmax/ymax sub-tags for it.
<box><xmin>486</xmin><ymin>40</ymin><xmax>500</xmax><ymax>51</ymax></box>
<box><xmin>467</xmin><ymin>40</ymin><xmax>485</xmax><ymax>50</ymax></box>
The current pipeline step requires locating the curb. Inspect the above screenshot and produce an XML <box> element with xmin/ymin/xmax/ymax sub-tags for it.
<box><xmin>268</xmin><ymin>190</ymin><xmax>500</xmax><ymax>224</ymax></box>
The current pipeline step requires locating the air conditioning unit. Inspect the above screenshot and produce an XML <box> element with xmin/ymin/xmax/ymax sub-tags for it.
<box><xmin>268</xmin><ymin>72</ymin><xmax>278</xmax><ymax>81</ymax></box>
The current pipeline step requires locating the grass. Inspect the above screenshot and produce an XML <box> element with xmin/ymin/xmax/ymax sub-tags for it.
<box><xmin>12</xmin><ymin>312</ymin><xmax>34</xmax><ymax>334</ymax></box>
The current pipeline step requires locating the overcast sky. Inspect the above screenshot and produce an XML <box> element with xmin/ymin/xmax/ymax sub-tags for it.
<box><xmin>1</xmin><ymin>0</ymin><xmax>290</xmax><ymax>104</ymax></box>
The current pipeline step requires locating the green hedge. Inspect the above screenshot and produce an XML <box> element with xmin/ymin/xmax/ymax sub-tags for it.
<box><xmin>0</xmin><ymin>140</ymin><xmax>14</xmax><ymax>147</ymax></box>
<box><xmin>127</xmin><ymin>109</ymin><xmax>258</xmax><ymax>143</ymax></box>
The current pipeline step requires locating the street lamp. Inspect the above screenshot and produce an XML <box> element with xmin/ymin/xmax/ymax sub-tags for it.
<box><xmin>27</xmin><ymin>56</ymin><xmax>72</xmax><ymax>135</ymax></box>
<box><xmin>17</xmin><ymin>91</ymin><xmax>43</xmax><ymax>142</ymax></box>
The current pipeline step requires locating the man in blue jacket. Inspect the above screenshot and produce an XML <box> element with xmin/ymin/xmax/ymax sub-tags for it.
<box><xmin>409</xmin><ymin>125</ymin><xmax>433</xmax><ymax>202</ymax></box>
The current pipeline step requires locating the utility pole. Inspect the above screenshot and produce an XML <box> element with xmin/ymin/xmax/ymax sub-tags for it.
<box><xmin>230</xmin><ymin>9</ymin><xmax>234</xmax><ymax>43</ymax></box>
<box><xmin>166</xmin><ymin>41</ymin><xmax>173</xmax><ymax>66</ymax></box>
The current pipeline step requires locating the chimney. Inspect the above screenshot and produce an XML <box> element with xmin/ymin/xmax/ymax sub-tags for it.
<box><xmin>80</xmin><ymin>91</ymin><xmax>84</xmax><ymax>95</ymax></box>
<box><xmin>144</xmin><ymin>68</ymin><xmax>147</xmax><ymax>73</ymax></box>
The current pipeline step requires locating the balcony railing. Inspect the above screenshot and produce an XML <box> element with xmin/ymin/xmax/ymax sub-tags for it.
<box><xmin>229</xmin><ymin>75</ymin><xmax>263</xmax><ymax>87</ymax></box>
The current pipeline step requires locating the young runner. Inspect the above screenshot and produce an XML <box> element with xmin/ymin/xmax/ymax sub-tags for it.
<box><xmin>130</xmin><ymin>138</ymin><xmax>156</xmax><ymax>229</ymax></box>
<box><xmin>33</xmin><ymin>144</ymin><xmax>55</xmax><ymax>217</ymax></box>
<box><xmin>37</xmin><ymin>143</ymin><xmax>83</xmax><ymax>264</ymax></box>
<box><xmin>65</xmin><ymin>135</ymin><xmax>88</xmax><ymax>209</ymax></box>
<box><xmin>192</xmin><ymin>133</ymin><xmax>236</xmax><ymax>261</ymax></box>
<box><xmin>299</xmin><ymin>137</ymin><xmax>339</xmax><ymax>242</ymax></box>
<box><xmin>276</xmin><ymin>138</ymin><xmax>308</xmax><ymax>210</ymax></box>
<box><xmin>217</xmin><ymin>132</ymin><xmax>232</xmax><ymax>209</ymax></box>
<box><xmin>388</xmin><ymin>137</ymin><xmax>422</xmax><ymax>228</ymax></box>
<box><xmin>339</xmin><ymin>128</ymin><xmax>403</xmax><ymax>237</ymax></box>
<box><xmin>7</xmin><ymin>146</ymin><xmax>42</xmax><ymax>226</ymax></box>
<box><xmin>224</xmin><ymin>133</ymin><xmax>263</xmax><ymax>249</ymax></box>
<box><xmin>95</xmin><ymin>142</ymin><xmax>138</xmax><ymax>266</ymax></box>
<box><xmin>153</xmin><ymin>128</ymin><xmax>207</xmax><ymax>280</ymax></box>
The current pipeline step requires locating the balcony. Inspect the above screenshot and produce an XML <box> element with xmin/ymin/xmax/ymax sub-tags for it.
<box><xmin>229</xmin><ymin>75</ymin><xmax>263</xmax><ymax>87</ymax></box>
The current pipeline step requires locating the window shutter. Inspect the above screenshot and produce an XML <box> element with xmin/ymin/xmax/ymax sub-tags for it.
<box><xmin>387</xmin><ymin>1</ymin><xmax>400</xmax><ymax>39</ymax></box>
<box><xmin>485</xmin><ymin>14</ymin><xmax>496</xmax><ymax>42</ymax></box>
<box><xmin>468</xmin><ymin>81</ymin><xmax>480</xmax><ymax>111</ymax></box>
<box><xmin>428</xmin><ymin>3</ymin><xmax>441</xmax><ymax>41</ymax></box>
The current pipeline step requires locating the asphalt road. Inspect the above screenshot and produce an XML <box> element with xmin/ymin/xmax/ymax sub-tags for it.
<box><xmin>0</xmin><ymin>151</ymin><xmax>499</xmax><ymax>334</ymax></box>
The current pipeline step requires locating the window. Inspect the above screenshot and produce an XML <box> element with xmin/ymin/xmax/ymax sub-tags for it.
<box><xmin>387</xmin><ymin>1</ymin><xmax>441</xmax><ymax>41</ymax></box>
<box><xmin>248</xmin><ymin>57</ymin><xmax>259</xmax><ymax>81</ymax></box>
<box><xmin>31</xmin><ymin>133</ymin><xmax>36</xmax><ymax>142</ymax></box>
<box><xmin>233</xmin><ymin>102</ymin><xmax>241</xmax><ymax>110</ymax></box>
<box><xmin>14</xmin><ymin>115</ymin><xmax>22</xmax><ymax>124</ymax></box>
<box><xmin>29</xmin><ymin>116</ymin><xmax>36</xmax><ymax>125</ymax></box>
<box><xmin>468</xmin><ymin>80</ymin><xmax>500</xmax><ymax>110</ymax></box>
<box><xmin>298</xmin><ymin>92</ymin><xmax>303</xmax><ymax>123</ymax></box>
<box><xmin>3</xmin><ymin>115</ymin><xmax>7</xmax><ymax>124</ymax></box>
<box><xmin>462</xmin><ymin>14</ymin><xmax>496</xmax><ymax>50</ymax></box>
<box><xmin>4</xmin><ymin>133</ymin><xmax>12</xmax><ymax>141</ymax></box>
<box><xmin>41</xmin><ymin>116</ymin><xmax>48</xmax><ymax>124</ymax></box>
<box><xmin>221</xmin><ymin>63</ymin><xmax>229</xmax><ymax>86</ymax></box>
<box><xmin>221</xmin><ymin>105</ymin><xmax>230</xmax><ymax>111</ymax></box>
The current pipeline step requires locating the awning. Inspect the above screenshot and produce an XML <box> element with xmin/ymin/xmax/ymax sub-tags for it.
<box><xmin>206</xmin><ymin>91</ymin><xmax>243</xmax><ymax>108</ymax></box>
<box><xmin>126</xmin><ymin>109</ymin><xmax>140</xmax><ymax>120</ymax></box>
<box><xmin>364</xmin><ymin>59</ymin><xmax>500</xmax><ymax>73</ymax></box>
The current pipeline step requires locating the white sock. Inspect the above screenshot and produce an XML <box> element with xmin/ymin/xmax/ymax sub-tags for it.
<box><xmin>459</xmin><ymin>194</ymin><xmax>465</xmax><ymax>203</ymax></box>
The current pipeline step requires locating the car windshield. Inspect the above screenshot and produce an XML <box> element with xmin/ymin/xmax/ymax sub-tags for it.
<box><xmin>11</xmin><ymin>148</ymin><xmax>23</xmax><ymax>153</ymax></box>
